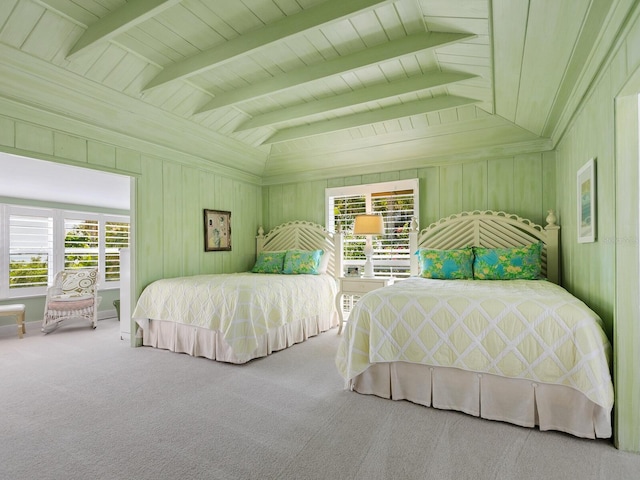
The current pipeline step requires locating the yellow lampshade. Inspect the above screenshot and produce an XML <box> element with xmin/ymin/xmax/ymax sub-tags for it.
<box><xmin>353</xmin><ymin>214</ymin><xmax>384</xmax><ymax>236</ymax></box>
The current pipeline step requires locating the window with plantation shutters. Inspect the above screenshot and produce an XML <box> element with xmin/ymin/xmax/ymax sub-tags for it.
<box><xmin>326</xmin><ymin>179</ymin><xmax>418</xmax><ymax>278</ymax></box>
<box><xmin>64</xmin><ymin>218</ymin><xmax>99</xmax><ymax>270</ymax></box>
<box><xmin>8</xmin><ymin>211</ymin><xmax>53</xmax><ymax>293</ymax></box>
<box><xmin>0</xmin><ymin>204</ymin><xmax>129</xmax><ymax>300</ymax></box>
<box><xmin>105</xmin><ymin>221</ymin><xmax>130</xmax><ymax>282</ymax></box>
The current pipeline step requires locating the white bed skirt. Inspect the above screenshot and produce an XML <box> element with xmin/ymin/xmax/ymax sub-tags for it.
<box><xmin>136</xmin><ymin>311</ymin><xmax>338</xmax><ymax>364</ymax></box>
<box><xmin>350</xmin><ymin>362</ymin><xmax>612</xmax><ymax>439</ymax></box>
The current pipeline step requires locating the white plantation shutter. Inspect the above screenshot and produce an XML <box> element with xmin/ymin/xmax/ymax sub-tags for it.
<box><xmin>326</xmin><ymin>179</ymin><xmax>418</xmax><ymax>278</ymax></box>
<box><xmin>105</xmin><ymin>221</ymin><xmax>130</xmax><ymax>282</ymax></box>
<box><xmin>9</xmin><ymin>213</ymin><xmax>53</xmax><ymax>291</ymax></box>
<box><xmin>64</xmin><ymin>218</ymin><xmax>99</xmax><ymax>270</ymax></box>
<box><xmin>331</xmin><ymin>193</ymin><xmax>367</xmax><ymax>266</ymax></box>
<box><xmin>371</xmin><ymin>189</ymin><xmax>414</xmax><ymax>276</ymax></box>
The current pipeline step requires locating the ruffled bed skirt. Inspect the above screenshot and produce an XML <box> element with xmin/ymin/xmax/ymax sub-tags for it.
<box><xmin>135</xmin><ymin>311</ymin><xmax>338</xmax><ymax>364</ymax></box>
<box><xmin>349</xmin><ymin>362</ymin><xmax>612</xmax><ymax>439</ymax></box>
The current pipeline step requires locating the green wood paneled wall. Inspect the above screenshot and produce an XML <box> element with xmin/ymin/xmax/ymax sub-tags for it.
<box><xmin>136</xmin><ymin>158</ymin><xmax>261</xmax><ymax>294</ymax></box>
<box><xmin>554</xmin><ymin>6</ymin><xmax>640</xmax><ymax>452</ymax></box>
<box><xmin>0</xmin><ymin>105</ymin><xmax>263</xmax><ymax>328</ymax></box>
<box><xmin>262</xmin><ymin>154</ymin><xmax>556</xmax><ymax>234</ymax></box>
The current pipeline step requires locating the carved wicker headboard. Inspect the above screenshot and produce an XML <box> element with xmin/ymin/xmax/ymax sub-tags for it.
<box><xmin>255</xmin><ymin>221</ymin><xmax>340</xmax><ymax>278</ymax></box>
<box><xmin>409</xmin><ymin>210</ymin><xmax>561</xmax><ymax>284</ymax></box>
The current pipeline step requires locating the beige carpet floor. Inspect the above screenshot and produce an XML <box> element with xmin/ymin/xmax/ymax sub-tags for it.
<box><xmin>1</xmin><ymin>318</ymin><xmax>638</xmax><ymax>480</ymax></box>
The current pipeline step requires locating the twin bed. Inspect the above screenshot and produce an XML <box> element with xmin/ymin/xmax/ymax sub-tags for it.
<box><xmin>132</xmin><ymin>211</ymin><xmax>613</xmax><ymax>440</ymax></box>
<box><xmin>132</xmin><ymin>221</ymin><xmax>340</xmax><ymax>364</ymax></box>
<box><xmin>336</xmin><ymin>210</ymin><xmax>613</xmax><ymax>439</ymax></box>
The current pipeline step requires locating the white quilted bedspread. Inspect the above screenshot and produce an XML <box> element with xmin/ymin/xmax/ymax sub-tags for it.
<box><xmin>336</xmin><ymin>278</ymin><xmax>614</xmax><ymax>409</ymax></box>
<box><xmin>133</xmin><ymin>273</ymin><xmax>337</xmax><ymax>356</ymax></box>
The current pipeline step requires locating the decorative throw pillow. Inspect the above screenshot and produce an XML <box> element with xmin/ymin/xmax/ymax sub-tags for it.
<box><xmin>473</xmin><ymin>243</ymin><xmax>543</xmax><ymax>280</ymax></box>
<box><xmin>251</xmin><ymin>251</ymin><xmax>286</xmax><ymax>274</ymax></box>
<box><xmin>283</xmin><ymin>249</ymin><xmax>324</xmax><ymax>274</ymax></box>
<box><xmin>417</xmin><ymin>247</ymin><xmax>474</xmax><ymax>279</ymax></box>
<box><xmin>317</xmin><ymin>250</ymin><xmax>331</xmax><ymax>274</ymax></box>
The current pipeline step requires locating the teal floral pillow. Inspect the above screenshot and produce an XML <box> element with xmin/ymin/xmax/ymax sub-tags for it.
<box><xmin>283</xmin><ymin>249</ymin><xmax>324</xmax><ymax>275</ymax></box>
<box><xmin>473</xmin><ymin>243</ymin><xmax>543</xmax><ymax>280</ymax></box>
<box><xmin>417</xmin><ymin>247</ymin><xmax>473</xmax><ymax>279</ymax></box>
<box><xmin>251</xmin><ymin>251</ymin><xmax>286</xmax><ymax>274</ymax></box>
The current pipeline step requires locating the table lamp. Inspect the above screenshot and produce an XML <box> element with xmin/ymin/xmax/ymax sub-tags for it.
<box><xmin>353</xmin><ymin>214</ymin><xmax>384</xmax><ymax>278</ymax></box>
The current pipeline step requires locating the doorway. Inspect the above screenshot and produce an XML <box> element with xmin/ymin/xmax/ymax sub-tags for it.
<box><xmin>0</xmin><ymin>152</ymin><xmax>134</xmax><ymax>338</ymax></box>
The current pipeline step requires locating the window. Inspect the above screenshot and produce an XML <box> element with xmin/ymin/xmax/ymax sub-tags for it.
<box><xmin>326</xmin><ymin>179</ymin><xmax>418</xmax><ymax>278</ymax></box>
<box><xmin>64</xmin><ymin>217</ymin><xmax>99</xmax><ymax>270</ymax></box>
<box><xmin>0</xmin><ymin>204</ymin><xmax>129</xmax><ymax>299</ymax></box>
<box><xmin>105</xmin><ymin>221</ymin><xmax>130</xmax><ymax>282</ymax></box>
<box><xmin>8</xmin><ymin>211</ymin><xmax>52</xmax><ymax>294</ymax></box>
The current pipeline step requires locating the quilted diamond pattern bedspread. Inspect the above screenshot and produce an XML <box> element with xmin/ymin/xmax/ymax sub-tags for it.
<box><xmin>336</xmin><ymin>278</ymin><xmax>614</xmax><ymax>409</ymax></box>
<box><xmin>133</xmin><ymin>273</ymin><xmax>337</xmax><ymax>356</ymax></box>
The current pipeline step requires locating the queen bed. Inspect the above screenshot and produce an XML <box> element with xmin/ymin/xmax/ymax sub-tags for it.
<box><xmin>133</xmin><ymin>221</ymin><xmax>340</xmax><ymax>364</ymax></box>
<box><xmin>336</xmin><ymin>210</ymin><xmax>614</xmax><ymax>439</ymax></box>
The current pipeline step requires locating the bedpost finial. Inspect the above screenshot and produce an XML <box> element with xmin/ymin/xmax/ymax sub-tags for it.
<box><xmin>410</xmin><ymin>216</ymin><xmax>418</xmax><ymax>232</ymax></box>
<box><xmin>257</xmin><ymin>226</ymin><xmax>264</xmax><ymax>237</ymax></box>
<box><xmin>545</xmin><ymin>210</ymin><xmax>558</xmax><ymax>228</ymax></box>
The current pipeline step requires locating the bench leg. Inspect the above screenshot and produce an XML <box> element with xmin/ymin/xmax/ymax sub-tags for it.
<box><xmin>17</xmin><ymin>311</ymin><xmax>25</xmax><ymax>339</ymax></box>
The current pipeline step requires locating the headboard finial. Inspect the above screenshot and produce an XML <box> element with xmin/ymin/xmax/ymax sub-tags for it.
<box><xmin>545</xmin><ymin>210</ymin><xmax>559</xmax><ymax>229</ymax></box>
<box><xmin>410</xmin><ymin>216</ymin><xmax>419</xmax><ymax>232</ymax></box>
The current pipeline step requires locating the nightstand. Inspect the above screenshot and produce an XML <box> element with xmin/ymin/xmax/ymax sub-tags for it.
<box><xmin>336</xmin><ymin>276</ymin><xmax>394</xmax><ymax>334</ymax></box>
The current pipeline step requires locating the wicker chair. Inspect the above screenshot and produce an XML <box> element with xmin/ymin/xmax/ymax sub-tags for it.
<box><xmin>42</xmin><ymin>268</ymin><xmax>101</xmax><ymax>333</ymax></box>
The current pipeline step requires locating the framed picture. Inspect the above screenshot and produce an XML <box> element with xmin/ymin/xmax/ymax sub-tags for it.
<box><xmin>204</xmin><ymin>209</ymin><xmax>231</xmax><ymax>251</ymax></box>
<box><xmin>346</xmin><ymin>266</ymin><xmax>361</xmax><ymax>277</ymax></box>
<box><xmin>577</xmin><ymin>158</ymin><xmax>596</xmax><ymax>243</ymax></box>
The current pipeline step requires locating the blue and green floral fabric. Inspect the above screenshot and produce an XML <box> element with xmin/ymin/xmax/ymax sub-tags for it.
<box><xmin>283</xmin><ymin>249</ymin><xmax>324</xmax><ymax>274</ymax></box>
<box><xmin>417</xmin><ymin>247</ymin><xmax>474</xmax><ymax>279</ymax></box>
<box><xmin>251</xmin><ymin>251</ymin><xmax>286</xmax><ymax>274</ymax></box>
<box><xmin>473</xmin><ymin>243</ymin><xmax>543</xmax><ymax>280</ymax></box>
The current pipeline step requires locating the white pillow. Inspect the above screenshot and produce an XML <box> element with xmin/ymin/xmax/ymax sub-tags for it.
<box><xmin>317</xmin><ymin>250</ymin><xmax>331</xmax><ymax>274</ymax></box>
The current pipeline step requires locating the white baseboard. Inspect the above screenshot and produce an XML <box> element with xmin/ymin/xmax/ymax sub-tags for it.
<box><xmin>99</xmin><ymin>308</ymin><xmax>118</xmax><ymax>321</ymax></box>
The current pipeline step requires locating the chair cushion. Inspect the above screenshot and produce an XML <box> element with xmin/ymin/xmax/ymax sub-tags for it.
<box><xmin>47</xmin><ymin>297</ymin><xmax>95</xmax><ymax>310</ymax></box>
<box><xmin>50</xmin><ymin>294</ymin><xmax>93</xmax><ymax>302</ymax></box>
<box><xmin>0</xmin><ymin>304</ymin><xmax>26</xmax><ymax>314</ymax></box>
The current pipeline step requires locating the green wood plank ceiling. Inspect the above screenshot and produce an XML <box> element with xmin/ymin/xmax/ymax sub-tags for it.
<box><xmin>0</xmin><ymin>0</ymin><xmax>625</xmax><ymax>183</ymax></box>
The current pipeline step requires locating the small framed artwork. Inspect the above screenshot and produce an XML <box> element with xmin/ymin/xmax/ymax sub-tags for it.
<box><xmin>577</xmin><ymin>158</ymin><xmax>596</xmax><ymax>243</ymax></box>
<box><xmin>346</xmin><ymin>266</ymin><xmax>361</xmax><ymax>277</ymax></box>
<box><xmin>204</xmin><ymin>209</ymin><xmax>231</xmax><ymax>251</ymax></box>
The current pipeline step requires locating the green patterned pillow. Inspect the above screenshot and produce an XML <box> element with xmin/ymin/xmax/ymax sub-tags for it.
<box><xmin>251</xmin><ymin>251</ymin><xmax>286</xmax><ymax>274</ymax></box>
<box><xmin>417</xmin><ymin>247</ymin><xmax>474</xmax><ymax>279</ymax></box>
<box><xmin>473</xmin><ymin>243</ymin><xmax>543</xmax><ymax>280</ymax></box>
<box><xmin>283</xmin><ymin>249</ymin><xmax>324</xmax><ymax>275</ymax></box>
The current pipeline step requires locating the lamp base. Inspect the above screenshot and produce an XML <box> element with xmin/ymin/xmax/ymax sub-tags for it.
<box><xmin>362</xmin><ymin>235</ymin><xmax>375</xmax><ymax>277</ymax></box>
<box><xmin>362</xmin><ymin>254</ymin><xmax>375</xmax><ymax>278</ymax></box>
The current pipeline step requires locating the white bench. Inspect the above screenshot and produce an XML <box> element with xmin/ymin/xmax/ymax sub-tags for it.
<box><xmin>0</xmin><ymin>304</ymin><xmax>26</xmax><ymax>339</ymax></box>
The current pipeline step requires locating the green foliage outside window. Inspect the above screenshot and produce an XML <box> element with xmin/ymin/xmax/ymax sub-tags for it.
<box><xmin>105</xmin><ymin>222</ymin><xmax>129</xmax><ymax>281</ymax></box>
<box><xmin>9</xmin><ymin>256</ymin><xmax>48</xmax><ymax>288</ymax></box>
<box><xmin>64</xmin><ymin>221</ymin><xmax>99</xmax><ymax>270</ymax></box>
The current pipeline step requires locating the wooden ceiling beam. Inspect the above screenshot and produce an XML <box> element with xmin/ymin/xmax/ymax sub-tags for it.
<box><xmin>235</xmin><ymin>72</ymin><xmax>477</xmax><ymax>131</ymax></box>
<box><xmin>261</xmin><ymin>95</ymin><xmax>479</xmax><ymax>144</ymax></box>
<box><xmin>142</xmin><ymin>0</ymin><xmax>394</xmax><ymax>92</ymax></box>
<box><xmin>65</xmin><ymin>0</ymin><xmax>181</xmax><ymax>58</ymax></box>
<box><xmin>197</xmin><ymin>32</ymin><xmax>474</xmax><ymax>114</ymax></box>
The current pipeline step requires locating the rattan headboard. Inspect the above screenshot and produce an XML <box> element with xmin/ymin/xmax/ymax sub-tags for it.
<box><xmin>409</xmin><ymin>210</ymin><xmax>560</xmax><ymax>284</ymax></box>
<box><xmin>255</xmin><ymin>221</ymin><xmax>340</xmax><ymax>278</ymax></box>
